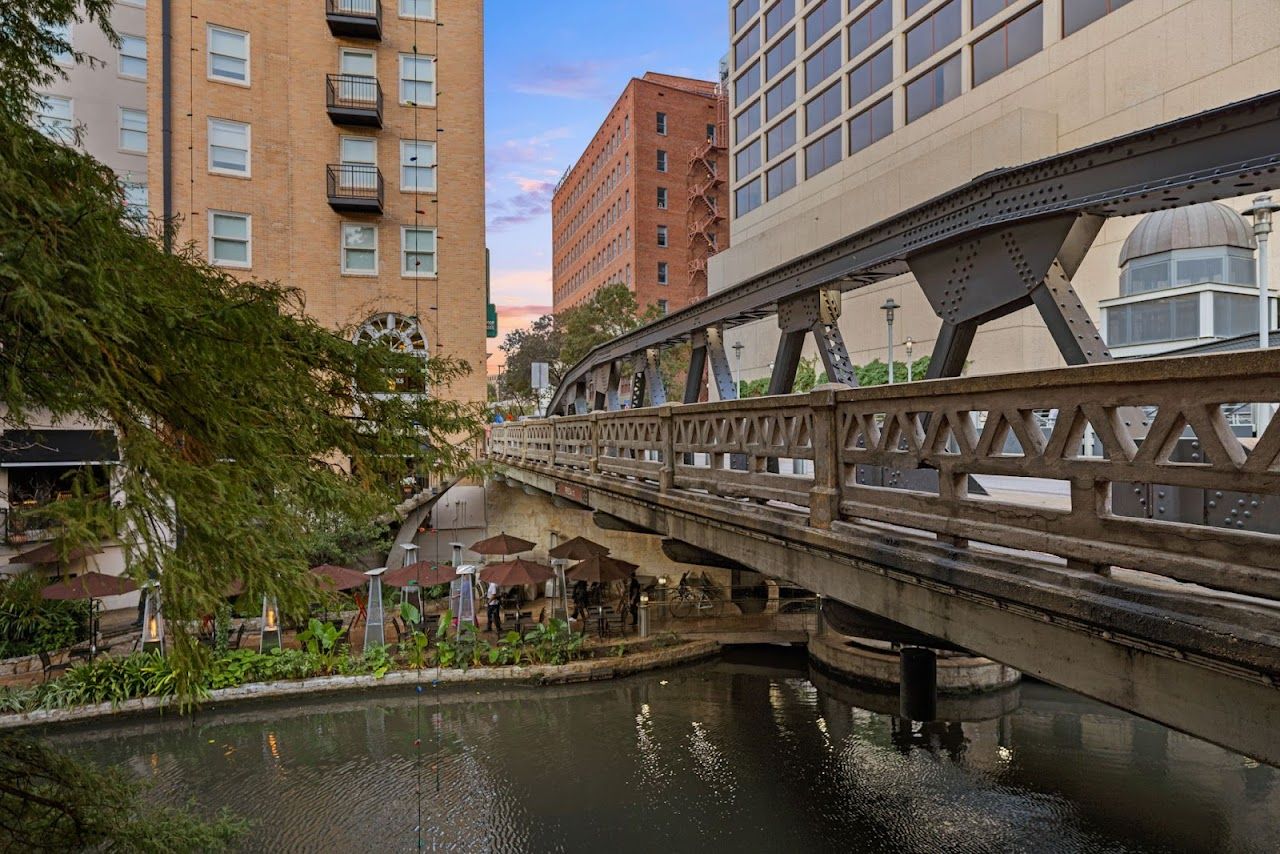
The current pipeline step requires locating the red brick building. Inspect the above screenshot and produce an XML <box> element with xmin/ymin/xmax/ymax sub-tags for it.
<box><xmin>552</xmin><ymin>73</ymin><xmax>729</xmax><ymax>317</ymax></box>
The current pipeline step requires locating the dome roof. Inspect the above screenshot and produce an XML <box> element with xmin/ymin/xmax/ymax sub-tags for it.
<box><xmin>1120</xmin><ymin>203</ymin><xmax>1255</xmax><ymax>266</ymax></box>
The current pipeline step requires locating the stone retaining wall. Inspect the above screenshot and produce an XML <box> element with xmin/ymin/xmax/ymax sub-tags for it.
<box><xmin>808</xmin><ymin>631</ymin><xmax>1020</xmax><ymax>694</ymax></box>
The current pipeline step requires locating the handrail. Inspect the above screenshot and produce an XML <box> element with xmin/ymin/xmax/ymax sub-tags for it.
<box><xmin>326</xmin><ymin>163</ymin><xmax>384</xmax><ymax>205</ymax></box>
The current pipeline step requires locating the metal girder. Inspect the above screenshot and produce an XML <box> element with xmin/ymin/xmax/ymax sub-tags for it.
<box><xmin>769</xmin><ymin>330</ymin><xmax>807</xmax><ymax>396</ymax></box>
<box><xmin>548</xmin><ymin>89</ymin><xmax>1280</xmax><ymax>413</ymax></box>
<box><xmin>644</xmin><ymin>348</ymin><xmax>666</xmax><ymax>406</ymax></box>
<box><xmin>706</xmin><ymin>326</ymin><xmax>738</xmax><ymax>401</ymax></box>
<box><xmin>685</xmin><ymin>343</ymin><xmax>707</xmax><ymax>405</ymax></box>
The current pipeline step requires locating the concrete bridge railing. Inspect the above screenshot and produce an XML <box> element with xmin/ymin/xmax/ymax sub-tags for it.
<box><xmin>492</xmin><ymin>350</ymin><xmax>1280</xmax><ymax>602</ymax></box>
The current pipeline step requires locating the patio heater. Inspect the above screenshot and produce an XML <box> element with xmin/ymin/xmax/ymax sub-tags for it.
<box><xmin>364</xmin><ymin>567</ymin><xmax>387</xmax><ymax>648</ymax></box>
<box><xmin>260</xmin><ymin>595</ymin><xmax>282</xmax><ymax>652</ymax></box>
<box><xmin>399</xmin><ymin>543</ymin><xmax>423</xmax><ymax>618</ymax></box>
<box><xmin>549</xmin><ymin>559</ymin><xmax>570</xmax><ymax>622</ymax></box>
<box><xmin>448</xmin><ymin>543</ymin><xmax>478</xmax><ymax>633</ymax></box>
<box><xmin>638</xmin><ymin>593</ymin><xmax>650</xmax><ymax>638</ymax></box>
<box><xmin>141</xmin><ymin>582</ymin><xmax>164</xmax><ymax>654</ymax></box>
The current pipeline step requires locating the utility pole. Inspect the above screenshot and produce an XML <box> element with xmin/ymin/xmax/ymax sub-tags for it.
<box><xmin>1246</xmin><ymin>195</ymin><xmax>1279</xmax><ymax>432</ymax></box>
<box><xmin>732</xmin><ymin>341</ymin><xmax>744</xmax><ymax>399</ymax></box>
<box><xmin>881</xmin><ymin>298</ymin><xmax>899</xmax><ymax>385</ymax></box>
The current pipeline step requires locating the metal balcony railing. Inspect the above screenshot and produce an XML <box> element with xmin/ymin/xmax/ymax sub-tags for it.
<box><xmin>326</xmin><ymin>163</ymin><xmax>384</xmax><ymax>213</ymax></box>
<box><xmin>325</xmin><ymin>74</ymin><xmax>383</xmax><ymax>127</ymax></box>
<box><xmin>325</xmin><ymin>0</ymin><xmax>382</xmax><ymax>39</ymax></box>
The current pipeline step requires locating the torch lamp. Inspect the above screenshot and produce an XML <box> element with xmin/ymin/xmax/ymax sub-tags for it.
<box><xmin>260</xmin><ymin>595</ymin><xmax>282</xmax><ymax>652</ymax></box>
<box><xmin>141</xmin><ymin>582</ymin><xmax>164</xmax><ymax>654</ymax></box>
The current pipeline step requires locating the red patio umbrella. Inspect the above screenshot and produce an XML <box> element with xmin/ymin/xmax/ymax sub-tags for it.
<box><xmin>482</xmin><ymin>558</ymin><xmax>554</xmax><ymax>587</ymax></box>
<box><xmin>548</xmin><ymin>536</ymin><xmax>608</xmax><ymax>561</ymax></box>
<box><xmin>10</xmin><ymin>542</ymin><xmax>104</xmax><ymax>565</ymax></box>
<box><xmin>565</xmin><ymin>555</ymin><xmax>638</xmax><ymax>584</ymax></box>
<box><xmin>40</xmin><ymin>572</ymin><xmax>138</xmax><ymax>600</ymax></box>
<box><xmin>468</xmin><ymin>532</ymin><xmax>535</xmax><ymax>556</ymax></box>
<box><xmin>383</xmin><ymin>560</ymin><xmax>456</xmax><ymax>588</ymax></box>
<box><xmin>310</xmin><ymin>564</ymin><xmax>368</xmax><ymax>592</ymax></box>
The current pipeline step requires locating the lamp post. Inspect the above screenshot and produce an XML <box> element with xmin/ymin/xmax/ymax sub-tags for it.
<box><xmin>881</xmin><ymin>298</ymin><xmax>899</xmax><ymax>385</ymax></box>
<box><xmin>1245</xmin><ymin>195</ymin><xmax>1279</xmax><ymax>433</ymax></box>
<box><xmin>732</xmin><ymin>341</ymin><xmax>744</xmax><ymax>399</ymax></box>
<box><xmin>638</xmin><ymin>592</ymin><xmax>650</xmax><ymax>638</ymax></box>
<box><xmin>905</xmin><ymin>337</ymin><xmax>915</xmax><ymax>382</ymax></box>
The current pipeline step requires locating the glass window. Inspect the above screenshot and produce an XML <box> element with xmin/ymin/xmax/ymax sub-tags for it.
<box><xmin>47</xmin><ymin>21</ymin><xmax>72</xmax><ymax>65</ymax></box>
<box><xmin>208</xmin><ymin>26</ymin><xmax>248</xmax><ymax>83</ymax></box>
<box><xmin>1123</xmin><ymin>259</ymin><xmax>1171</xmax><ymax>295</ymax></box>
<box><xmin>399</xmin><ymin>0</ymin><xmax>435</xmax><ymax>19</ymax></box>
<box><xmin>766</xmin><ymin>70</ymin><xmax>797</xmax><ymax>119</ymax></box>
<box><xmin>658</xmin><ymin>299</ymin><xmax>669</xmax><ymax>315</ymax></box>
<box><xmin>341</xmin><ymin>48</ymin><xmax>376</xmax><ymax>77</ymax></box>
<box><xmin>657</xmin><ymin>149</ymin><xmax>668</xmax><ymax>172</ymax></box>
<box><xmin>849</xmin><ymin>95</ymin><xmax>893</xmax><ymax>153</ymax></box>
<box><xmin>342</xmin><ymin>224</ymin><xmax>378</xmax><ymax>274</ymax></box>
<box><xmin>906</xmin><ymin>0</ymin><xmax>961</xmax><ymax>69</ymax></box>
<box><xmin>736</xmin><ymin>21</ymin><xmax>762</xmax><ymax>68</ymax></box>
<box><xmin>657</xmin><ymin>187</ymin><xmax>668</xmax><ymax>209</ymax></box>
<box><xmin>656</xmin><ymin>112</ymin><xmax>667</xmax><ymax>134</ymax></box>
<box><xmin>905</xmin><ymin>53</ymin><xmax>961</xmax><ymax>122</ymax></box>
<box><xmin>399</xmin><ymin>54</ymin><xmax>436</xmax><ymax>106</ymax></box>
<box><xmin>119</xmin><ymin>34</ymin><xmax>146</xmax><ymax>78</ymax></box>
<box><xmin>805</xmin><ymin>0</ymin><xmax>841</xmax><ymax>48</ymax></box>
<box><xmin>1214</xmin><ymin>293</ymin><xmax>1260</xmax><ymax>337</ymax></box>
<box><xmin>402</xmin><ymin>227</ymin><xmax>437</xmax><ymax>276</ymax></box>
<box><xmin>736</xmin><ymin>100</ymin><xmax>762</xmax><ymax>142</ymax></box>
<box><xmin>35</xmin><ymin>94</ymin><xmax>73</xmax><ymax>143</ymax></box>
<box><xmin>1063</xmin><ymin>0</ymin><xmax>1130</xmax><ymax>37</ymax></box>
<box><xmin>766</xmin><ymin>0</ymin><xmax>795</xmax><ymax>38</ymax></box>
<box><xmin>767</xmin><ymin>113</ymin><xmax>798</xmax><ymax>159</ymax></box>
<box><xmin>120</xmin><ymin>108</ymin><xmax>147</xmax><ymax>152</ymax></box>
<box><xmin>735</xmin><ymin>0</ymin><xmax>762</xmax><ymax>32</ymax></box>
<box><xmin>1105</xmin><ymin>294</ymin><xmax>1199</xmax><ymax>346</ymax></box>
<box><xmin>1176</xmin><ymin>256</ymin><xmax>1225</xmax><ymax>286</ymax></box>
<box><xmin>849</xmin><ymin>44</ymin><xmax>893</xmax><ymax>106</ymax></box>
<box><xmin>737</xmin><ymin>138</ymin><xmax>763</xmax><ymax>178</ymax></box>
<box><xmin>208</xmin><ymin>118</ymin><xmax>249</xmax><ymax>174</ymax></box>
<box><xmin>767</xmin><ymin>154</ymin><xmax>798</xmax><ymax>199</ymax></box>
<box><xmin>401</xmin><ymin>140</ymin><xmax>437</xmax><ymax>192</ymax></box>
<box><xmin>905</xmin><ymin>0</ymin><xmax>932</xmax><ymax>14</ymax></box>
<box><xmin>735</xmin><ymin>177</ymin><xmax>764</xmax><ymax>216</ymax></box>
<box><xmin>736</xmin><ymin>61</ymin><xmax>762</xmax><ymax>102</ymax></box>
<box><xmin>210</xmin><ymin>211</ymin><xmax>250</xmax><ymax>267</ymax></box>
<box><xmin>973</xmin><ymin>4</ymin><xmax>1043</xmax><ymax>86</ymax></box>
<box><xmin>1229</xmin><ymin>255</ymin><xmax>1257</xmax><ymax>285</ymax></box>
<box><xmin>805</xmin><ymin>37</ymin><xmax>842</xmax><ymax>91</ymax></box>
<box><xmin>657</xmin><ymin>225</ymin><xmax>669</xmax><ymax>247</ymax></box>
<box><xmin>122</xmin><ymin>182</ymin><xmax>148</xmax><ymax>225</ymax></box>
<box><xmin>765</xmin><ymin>28</ymin><xmax>796</xmax><ymax>79</ymax></box>
<box><xmin>973</xmin><ymin>0</ymin><xmax>1016</xmax><ymax>26</ymax></box>
<box><xmin>657</xmin><ymin>262</ymin><xmax>669</xmax><ymax>285</ymax></box>
<box><xmin>804</xmin><ymin>126</ymin><xmax>842</xmax><ymax>178</ymax></box>
<box><xmin>848</xmin><ymin>0</ymin><xmax>892</xmax><ymax>60</ymax></box>
<box><xmin>805</xmin><ymin>82</ymin><xmax>843</xmax><ymax>134</ymax></box>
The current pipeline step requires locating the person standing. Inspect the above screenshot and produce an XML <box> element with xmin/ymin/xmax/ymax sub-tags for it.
<box><xmin>628</xmin><ymin>576</ymin><xmax>641</xmax><ymax>627</ymax></box>
<box><xmin>485</xmin><ymin>581</ymin><xmax>502</xmax><ymax>633</ymax></box>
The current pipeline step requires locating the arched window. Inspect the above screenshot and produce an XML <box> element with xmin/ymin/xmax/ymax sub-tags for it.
<box><xmin>353</xmin><ymin>312</ymin><xmax>429</xmax><ymax>392</ymax></box>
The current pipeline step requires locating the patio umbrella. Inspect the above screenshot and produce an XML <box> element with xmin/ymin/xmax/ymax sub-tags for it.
<box><xmin>482</xmin><ymin>558</ymin><xmax>554</xmax><ymax>587</ymax></box>
<box><xmin>565</xmin><ymin>555</ymin><xmax>638</xmax><ymax>584</ymax></box>
<box><xmin>382</xmin><ymin>560</ymin><xmax>456</xmax><ymax>588</ymax></box>
<box><xmin>40</xmin><ymin>572</ymin><xmax>138</xmax><ymax>600</ymax></box>
<box><xmin>468</xmin><ymin>532</ymin><xmax>535</xmax><ymax>556</ymax></box>
<box><xmin>10</xmin><ymin>542</ymin><xmax>104</xmax><ymax>565</ymax></box>
<box><xmin>310</xmin><ymin>564</ymin><xmax>368</xmax><ymax>592</ymax></box>
<box><xmin>548</xmin><ymin>536</ymin><xmax>609</xmax><ymax>561</ymax></box>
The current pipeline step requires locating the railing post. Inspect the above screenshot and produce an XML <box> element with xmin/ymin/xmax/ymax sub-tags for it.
<box><xmin>1068</xmin><ymin>478</ymin><xmax>1112</xmax><ymax>575</ymax></box>
<box><xmin>808</xmin><ymin>384</ymin><xmax>846</xmax><ymax>529</ymax></box>
<box><xmin>548</xmin><ymin>416</ymin><xmax>558</xmax><ymax>468</ymax></box>
<box><xmin>589</xmin><ymin>412</ymin><xmax>601</xmax><ymax>475</ymax></box>
<box><xmin>519</xmin><ymin>424</ymin><xmax>528</xmax><ymax>464</ymax></box>
<box><xmin>937</xmin><ymin>470</ymin><xmax>969</xmax><ymax>549</ymax></box>
<box><xmin>659</xmin><ymin>403</ymin><xmax>676</xmax><ymax>492</ymax></box>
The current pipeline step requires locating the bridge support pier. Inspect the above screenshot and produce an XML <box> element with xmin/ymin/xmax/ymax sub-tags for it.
<box><xmin>900</xmin><ymin>647</ymin><xmax>938</xmax><ymax>722</ymax></box>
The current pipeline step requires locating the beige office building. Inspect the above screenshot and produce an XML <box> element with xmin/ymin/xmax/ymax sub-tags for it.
<box><xmin>714</xmin><ymin>0</ymin><xmax>1280</xmax><ymax>386</ymax></box>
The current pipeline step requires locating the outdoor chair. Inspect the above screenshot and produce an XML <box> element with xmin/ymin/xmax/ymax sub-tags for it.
<box><xmin>227</xmin><ymin>624</ymin><xmax>246</xmax><ymax>650</ymax></box>
<box><xmin>38</xmin><ymin>650</ymin><xmax>71</xmax><ymax>682</ymax></box>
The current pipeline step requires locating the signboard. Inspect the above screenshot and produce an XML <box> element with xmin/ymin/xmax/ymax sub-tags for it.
<box><xmin>486</xmin><ymin>303</ymin><xmax>498</xmax><ymax>338</ymax></box>
<box><xmin>555</xmin><ymin>482</ymin><xmax>588</xmax><ymax>505</ymax></box>
<box><xmin>531</xmin><ymin>361</ymin><xmax>550</xmax><ymax>390</ymax></box>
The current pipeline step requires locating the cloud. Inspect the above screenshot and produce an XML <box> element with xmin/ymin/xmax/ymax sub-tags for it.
<box><xmin>487</xmin><ymin>178</ymin><xmax>557</xmax><ymax>231</ymax></box>
<box><xmin>491</xmin><ymin>268</ymin><xmax>551</xmax><ymax>306</ymax></box>
<box><xmin>512</xmin><ymin>61</ymin><xmax>611</xmax><ymax>100</ymax></box>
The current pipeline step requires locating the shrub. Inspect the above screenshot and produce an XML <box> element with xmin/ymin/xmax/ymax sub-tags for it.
<box><xmin>0</xmin><ymin>573</ymin><xmax>91</xmax><ymax>659</ymax></box>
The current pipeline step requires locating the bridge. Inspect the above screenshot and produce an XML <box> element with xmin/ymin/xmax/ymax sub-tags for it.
<box><xmin>489</xmin><ymin>90</ymin><xmax>1280</xmax><ymax>766</ymax></box>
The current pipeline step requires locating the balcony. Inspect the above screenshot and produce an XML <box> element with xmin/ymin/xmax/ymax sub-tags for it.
<box><xmin>326</xmin><ymin>0</ymin><xmax>382</xmax><ymax>40</ymax></box>
<box><xmin>327</xmin><ymin>164</ymin><xmax>384</xmax><ymax>213</ymax></box>
<box><xmin>326</xmin><ymin>74</ymin><xmax>382</xmax><ymax>127</ymax></box>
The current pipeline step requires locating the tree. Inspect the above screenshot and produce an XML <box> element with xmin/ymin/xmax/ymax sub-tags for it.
<box><xmin>0</xmin><ymin>2</ymin><xmax>485</xmax><ymax>847</ymax></box>
<box><xmin>558</xmin><ymin>283</ymin><xmax>657</xmax><ymax>369</ymax></box>
<box><xmin>497</xmin><ymin>313</ymin><xmax>563</xmax><ymax>415</ymax></box>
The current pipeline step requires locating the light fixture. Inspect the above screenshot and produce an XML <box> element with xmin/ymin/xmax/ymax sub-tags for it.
<box><xmin>141</xmin><ymin>582</ymin><xmax>164</xmax><ymax>654</ymax></box>
<box><xmin>260</xmin><ymin>595</ymin><xmax>282</xmax><ymax>652</ymax></box>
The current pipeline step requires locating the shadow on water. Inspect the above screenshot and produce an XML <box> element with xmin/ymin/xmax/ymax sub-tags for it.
<box><xmin>42</xmin><ymin>648</ymin><xmax>1280</xmax><ymax>854</ymax></box>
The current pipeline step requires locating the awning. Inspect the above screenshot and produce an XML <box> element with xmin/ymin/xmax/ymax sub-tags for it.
<box><xmin>0</xmin><ymin>430</ymin><xmax>119</xmax><ymax>467</ymax></box>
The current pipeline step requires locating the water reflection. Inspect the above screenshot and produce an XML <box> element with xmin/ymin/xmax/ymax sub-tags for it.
<box><xmin>44</xmin><ymin>649</ymin><xmax>1278</xmax><ymax>853</ymax></box>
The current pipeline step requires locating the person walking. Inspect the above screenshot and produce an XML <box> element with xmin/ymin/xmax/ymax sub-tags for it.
<box><xmin>571</xmin><ymin>579</ymin><xmax>588</xmax><ymax>622</ymax></box>
<box><xmin>628</xmin><ymin>576</ymin><xmax>641</xmax><ymax>627</ymax></box>
<box><xmin>485</xmin><ymin>581</ymin><xmax>503</xmax><ymax>633</ymax></box>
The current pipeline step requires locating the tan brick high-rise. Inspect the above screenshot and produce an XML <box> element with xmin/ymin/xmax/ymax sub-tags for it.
<box><xmin>552</xmin><ymin>73</ymin><xmax>730</xmax><ymax>318</ymax></box>
<box><xmin>147</xmin><ymin>0</ymin><xmax>486</xmax><ymax>405</ymax></box>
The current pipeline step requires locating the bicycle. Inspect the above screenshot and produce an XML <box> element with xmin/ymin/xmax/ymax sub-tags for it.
<box><xmin>667</xmin><ymin>573</ymin><xmax>724</xmax><ymax>618</ymax></box>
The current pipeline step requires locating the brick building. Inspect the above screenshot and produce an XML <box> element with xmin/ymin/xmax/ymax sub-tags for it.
<box><xmin>552</xmin><ymin>72</ymin><xmax>729</xmax><ymax>318</ymax></box>
<box><xmin>147</xmin><ymin>0</ymin><xmax>487</xmax><ymax>406</ymax></box>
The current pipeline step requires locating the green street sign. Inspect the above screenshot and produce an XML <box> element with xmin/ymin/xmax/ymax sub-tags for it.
<box><xmin>486</xmin><ymin>303</ymin><xmax>498</xmax><ymax>338</ymax></box>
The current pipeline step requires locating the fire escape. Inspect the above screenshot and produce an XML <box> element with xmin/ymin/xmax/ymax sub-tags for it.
<box><xmin>687</xmin><ymin>87</ymin><xmax>728</xmax><ymax>288</ymax></box>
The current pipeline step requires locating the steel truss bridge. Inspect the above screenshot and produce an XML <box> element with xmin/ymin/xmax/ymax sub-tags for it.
<box><xmin>493</xmin><ymin>91</ymin><xmax>1280</xmax><ymax>765</ymax></box>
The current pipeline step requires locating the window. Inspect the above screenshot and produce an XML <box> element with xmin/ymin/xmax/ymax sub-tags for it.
<box><xmin>735</xmin><ymin>177</ymin><xmax>763</xmax><ymax>216</ymax></box>
<box><xmin>1214</xmin><ymin>293</ymin><xmax>1263</xmax><ymax>337</ymax></box>
<box><xmin>658</xmin><ymin>299</ymin><xmax>669</xmax><ymax>315</ymax></box>
<box><xmin>905</xmin><ymin>0</ymin><xmax>932</xmax><ymax>15</ymax></box>
<box><xmin>341</xmin><ymin>48</ymin><xmax>376</xmax><ymax>76</ymax></box>
<box><xmin>1105</xmin><ymin>294</ymin><xmax>1198</xmax><ymax>346</ymax></box>
<box><xmin>35</xmin><ymin>95</ymin><xmax>73</xmax><ymax>143</ymax></box>
<box><xmin>208</xmin><ymin>26</ymin><xmax>248</xmax><ymax>83</ymax></box>
<box><xmin>765</xmin><ymin>29</ymin><xmax>796</xmax><ymax>79</ymax></box>
<box><xmin>849</xmin><ymin>95</ymin><xmax>893</xmax><ymax>153</ymax></box>
<box><xmin>804</xmin><ymin>37</ymin><xmax>841</xmax><ymax>91</ymax></box>
<box><xmin>626</xmin><ymin>227</ymin><xmax>632</xmax><ymax>247</ymax></box>
<box><xmin>805</xmin><ymin>82</ymin><xmax>842</xmax><ymax>134</ymax></box>
<box><xmin>767</xmin><ymin>113</ymin><xmax>797</xmax><ymax>158</ymax></box>
<box><xmin>658</xmin><ymin>262</ymin><xmax>669</xmax><ymax>284</ymax></box>
<box><xmin>1123</xmin><ymin>259</ymin><xmax>1171</xmax><ymax>295</ymax></box>
<box><xmin>119</xmin><ymin>34</ymin><xmax>146</xmax><ymax>78</ymax></box>
<box><xmin>848</xmin><ymin>0</ymin><xmax>892</xmax><ymax>59</ymax></box>
<box><xmin>736</xmin><ymin>21</ymin><xmax>762</xmax><ymax>67</ymax></box>
<box><xmin>972</xmin><ymin>4</ymin><xmax>1042</xmax><ymax>86</ymax></box>
<box><xmin>767</xmin><ymin>154</ymin><xmax>797</xmax><ymax>199</ymax></box>
<box><xmin>766</xmin><ymin>0</ymin><xmax>795</xmax><ymax>38</ymax></box>
<box><xmin>1229</xmin><ymin>255</ymin><xmax>1257</xmax><ymax>285</ymax></box>
<box><xmin>339</xmin><ymin>137</ymin><xmax>377</xmax><ymax>191</ymax></box>
<box><xmin>48</xmin><ymin>22</ymin><xmax>72</xmax><ymax>65</ymax></box>
<box><xmin>656</xmin><ymin>112</ymin><xmax>668</xmax><ymax>135</ymax></box>
<box><xmin>342</xmin><ymin>224</ymin><xmax>378</xmax><ymax>274</ymax></box>
<box><xmin>119</xmin><ymin>108</ymin><xmax>147</xmax><ymax>153</ymax></box>
<box><xmin>905</xmin><ymin>53</ymin><xmax>961</xmax><ymax>122</ymax></box>
<box><xmin>399</xmin><ymin>54</ymin><xmax>436</xmax><ymax>106</ymax></box>
<box><xmin>657</xmin><ymin>187</ymin><xmax>669</xmax><ymax>209</ymax></box>
<box><xmin>401</xmin><ymin>227</ymin><xmax>437</xmax><ymax>276</ymax></box>
<box><xmin>399</xmin><ymin>0</ymin><xmax>435</xmax><ymax>18</ymax></box>
<box><xmin>735</xmin><ymin>61</ymin><xmax>762</xmax><ymax>102</ymax></box>
<box><xmin>735</xmin><ymin>101</ymin><xmax>761</xmax><ymax>141</ymax></box>
<box><xmin>122</xmin><ymin>182</ymin><xmax>148</xmax><ymax>224</ymax></box>
<box><xmin>657</xmin><ymin>149</ymin><xmax>668</xmax><ymax>172</ymax></box>
<box><xmin>906</xmin><ymin>0</ymin><xmax>961</xmax><ymax>69</ymax></box>
<box><xmin>973</xmin><ymin>0</ymin><xmax>1016</xmax><ymax>26</ymax></box>
<box><xmin>656</xmin><ymin>226</ymin><xmax>669</xmax><ymax>247</ymax></box>
<box><xmin>734</xmin><ymin>0</ymin><xmax>762</xmax><ymax>32</ymax></box>
<box><xmin>400</xmin><ymin>140</ymin><xmax>437</xmax><ymax>192</ymax></box>
<box><xmin>766</xmin><ymin>70</ymin><xmax>797</xmax><ymax>120</ymax></box>
<box><xmin>210</xmin><ymin>211</ymin><xmax>250</xmax><ymax>267</ymax></box>
<box><xmin>850</xmin><ymin>44</ymin><xmax>893</xmax><ymax>106</ymax></box>
<box><xmin>805</xmin><ymin>126</ymin><xmax>842</xmax><ymax>178</ymax></box>
<box><xmin>736</xmin><ymin>138</ymin><xmax>763</xmax><ymax>178</ymax></box>
<box><xmin>805</xmin><ymin>0</ymin><xmax>841</xmax><ymax>48</ymax></box>
<box><xmin>1063</xmin><ymin>0</ymin><xmax>1130</xmax><ymax>37</ymax></box>
<box><xmin>208</xmin><ymin>118</ymin><xmax>249</xmax><ymax>174</ymax></box>
<box><xmin>1175</xmin><ymin>256</ymin><xmax>1225</xmax><ymax>286</ymax></box>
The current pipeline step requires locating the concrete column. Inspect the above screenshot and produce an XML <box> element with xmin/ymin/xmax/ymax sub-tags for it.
<box><xmin>659</xmin><ymin>403</ymin><xmax>676</xmax><ymax>492</ymax></box>
<box><xmin>808</xmin><ymin>384</ymin><xmax>846</xmax><ymax>529</ymax></box>
<box><xmin>588</xmin><ymin>412</ymin><xmax>601</xmax><ymax>474</ymax></box>
<box><xmin>899</xmin><ymin>646</ymin><xmax>937</xmax><ymax>722</ymax></box>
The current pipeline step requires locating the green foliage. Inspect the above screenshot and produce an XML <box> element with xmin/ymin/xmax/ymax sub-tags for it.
<box><xmin>0</xmin><ymin>0</ymin><xmax>116</xmax><ymax>125</ymax></box>
<box><xmin>855</xmin><ymin>356</ymin><xmax>932</xmax><ymax>387</ymax></box>
<box><xmin>295</xmin><ymin>618</ymin><xmax>347</xmax><ymax>674</ymax></box>
<box><xmin>519</xmin><ymin>619</ymin><xmax>584</xmax><ymax>665</ymax></box>
<box><xmin>0</xmin><ymin>572</ymin><xmax>90</xmax><ymax>659</ymax></box>
<box><xmin>558</xmin><ymin>283</ymin><xmax>656</xmax><ymax>370</ymax></box>
<box><xmin>737</xmin><ymin>355</ymin><xmax>933</xmax><ymax>397</ymax></box>
<box><xmin>497</xmin><ymin>313</ymin><xmax>563</xmax><ymax>416</ymax></box>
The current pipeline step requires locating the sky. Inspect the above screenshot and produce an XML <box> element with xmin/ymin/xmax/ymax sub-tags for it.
<box><xmin>483</xmin><ymin>1</ymin><xmax>727</xmax><ymax>371</ymax></box>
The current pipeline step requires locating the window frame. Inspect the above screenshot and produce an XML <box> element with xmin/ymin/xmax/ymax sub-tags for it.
<box><xmin>400</xmin><ymin>226</ymin><xmax>438</xmax><ymax>278</ymax></box>
<box><xmin>657</xmin><ymin>262</ymin><xmax>670</xmax><ymax>285</ymax></box>
<box><xmin>207</xmin><ymin>25</ymin><xmax>249</xmax><ymax>86</ymax></box>
<box><xmin>657</xmin><ymin>225</ymin><xmax>669</xmax><ymax>248</ymax></box>
<box><xmin>656</xmin><ymin>112</ymin><xmax>668</xmax><ymax>135</ymax></box>
<box><xmin>657</xmin><ymin>187</ymin><xmax>669</xmax><ymax>210</ymax></box>
<box><xmin>118</xmin><ymin>33</ymin><xmax>147</xmax><ymax>80</ymax></box>
<box><xmin>119</xmin><ymin>107</ymin><xmax>148</xmax><ymax>153</ymax></box>
<box><xmin>207</xmin><ymin>117</ymin><xmax>251</xmax><ymax>176</ymax></box>
<box><xmin>656</xmin><ymin>149</ymin><xmax>668</xmax><ymax>173</ymax></box>
<box><xmin>400</xmin><ymin>139</ymin><xmax>438</xmax><ymax>193</ymax></box>
<box><xmin>398</xmin><ymin>0</ymin><xmax>436</xmax><ymax>20</ymax></box>
<box><xmin>341</xmin><ymin>223</ymin><xmax>379</xmax><ymax>276</ymax></box>
<box><xmin>398</xmin><ymin>53</ymin><xmax>437</xmax><ymax>107</ymax></box>
<box><xmin>209</xmin><ymin>210</ymin><xmax>252</xmax><ymax>269</ymax></box>
<box><xmin>36</xmin><ymin>94</ymin><xmax>74</xmax><ymax>143</ymax></box>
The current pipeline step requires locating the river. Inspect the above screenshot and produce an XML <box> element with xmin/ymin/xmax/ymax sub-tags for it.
<box><xmin>49</xmin><ymin>648</ymin><xmax>1279</xmax><ymax>852</ymax></box>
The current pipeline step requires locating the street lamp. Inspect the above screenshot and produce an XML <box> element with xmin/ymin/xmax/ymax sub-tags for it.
<box><xmin>905</xmin><ymin>337</ymin><xmax>915</xmax><ymax>382</ymax></box>
<box><xmin>881</xmin><ymin>298</ymin><xmax>899</xmax><ymax>385</ymax></box>
<box><xmin>732</xmin><ymin>341</ymin><xmax>744</xmax><ymax>399</ymax></box>
<box><xmin>1246</xmin><ymin>195</ymin><xmax>1279</xmax><ymax>434</ymax></box>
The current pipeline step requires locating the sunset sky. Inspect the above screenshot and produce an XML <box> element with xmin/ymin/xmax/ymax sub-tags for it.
<box><xmin>483</xmin><ymin>1</ymin><xmax>725</xmax><ymax>371</ymax></box>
